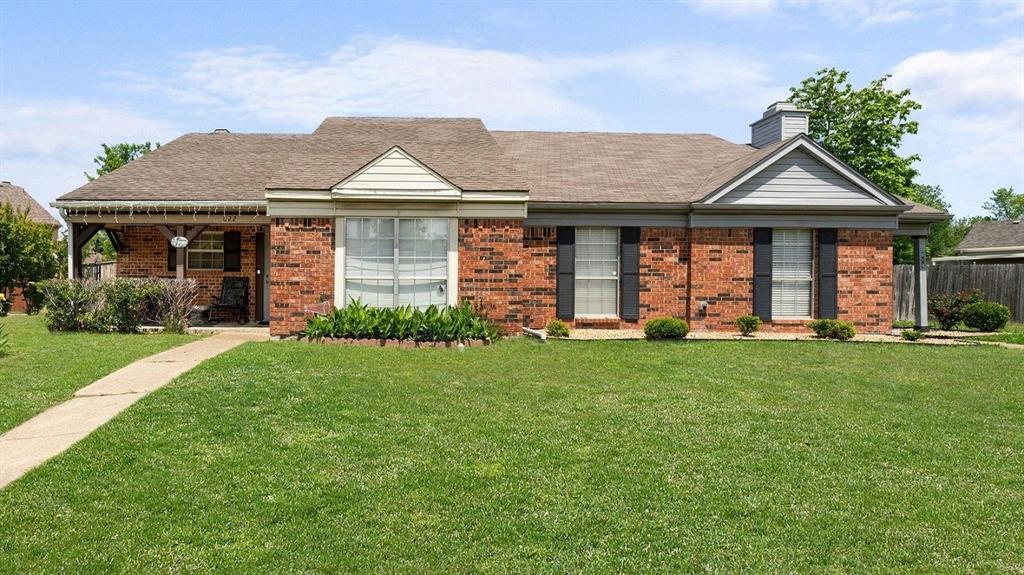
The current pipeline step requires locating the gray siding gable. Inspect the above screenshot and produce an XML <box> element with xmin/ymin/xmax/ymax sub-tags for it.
<box><xmin>717</xmin><ymin>149</ymin><xmax>884</xmax><ymax>206</ymax></box>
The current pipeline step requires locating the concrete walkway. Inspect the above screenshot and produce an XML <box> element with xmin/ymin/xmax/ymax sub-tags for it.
<box><xmin>0</xmin><ymin>330</ymin><xmax>267</xmax><ymax>489</ymax></box>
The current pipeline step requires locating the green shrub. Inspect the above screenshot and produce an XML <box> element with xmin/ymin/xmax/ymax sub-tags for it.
<box><xmin>901</xmin><ymin>329</ymin><xmax>924</xmax><ymax>341</ymax></box>
<box><xmin>306</xmin><ymin>299</ymin><xmax>500</xmax><ymax>343</ymax></box>
<box><xmin>644</xmin><ymin>317</ymin><xmax>689</xmax><ymax>340</ymax></box>
<box><xmin>928</xmin><ymin>289</ymin><xmax>983</xmax><ymax>330</ymax></box>
<box><xmin>893</xmin><ymin>319</ymin><xmax>914</xmax><ymax>329</ymax></box>
<box><xmin>735</xmin><ymin>314</ymin><xmax>762</xmax><ymax>336</ymax></box>
<box><xmin>100</xmin><ymin>278</ymin><xmax>151</xmax><ymax>333</ymax></box>
<box><xmin>961</xmin><ymin>301</ymin><xmax>1011</xmax><ymax>332</ymax></box>
<box><xmin>154</xmin><ymin>279</ymin><xmax>199</xmax><ymax>334</ymax></box>
<box><xmin>37</xmin><ymin>278</ymin><xmax>195</xmax><ymax>334</ymax></box>
<box><xmin>22</xmin><ymin>282</ymin><xmax>45</xmax><ymax>315</ymax></box>
<box><xmin>807</xmin><ymin>318</ymin><xmax>856</xmax><ymax>340</ymax></box>
<box><xmin>0</xmin><ymin>320</ymin><xmax>8</xmax><ymax>356</ymax></box>
<box><xmin>38</xmin><ymin>279</ymin><xmax>102</xmax><ymax>331</ymax></box>
<box><xmin>545</xmin><ymin>319</ymin><xmax>570</xmax><ymax>338</ymax></box>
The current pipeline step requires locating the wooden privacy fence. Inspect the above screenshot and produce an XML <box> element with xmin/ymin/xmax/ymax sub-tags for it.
<box><xmin>894</xmin><ymin>263</ymin><xmax>1024</xmax><ymax>321</ymax></box>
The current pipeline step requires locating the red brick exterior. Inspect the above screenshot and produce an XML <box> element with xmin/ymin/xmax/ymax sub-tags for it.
<box><xmin>116</xmin><ymin>224</ymin><xmax>261</xmax><ymax>322</ymax></box>
<box><xmin>837</xmin><ymin>229</ymin><xmax>894</xmax><ymax>333</ymax></box>
<box><xmin>688</xmin><ymin>228</ymin><xmax>755</xmax><ymax>331</ymax></box>
<box><xmin>111</xmin><ymin>219</ymin><xmax>895</xmax><ymax>336</ymax></box>
<box><xmin>269</xmin><ymin>218</ymin><xmax>334</xmax><ymax>336</ymax></box>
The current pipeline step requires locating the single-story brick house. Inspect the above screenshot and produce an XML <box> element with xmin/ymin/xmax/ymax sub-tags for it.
<box><xmin>54</xmin><ymin>102</ymin><xmax>946</xmax><ymax>336</ymax></box>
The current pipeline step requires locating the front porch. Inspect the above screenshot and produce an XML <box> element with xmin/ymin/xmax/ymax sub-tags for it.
<box><xmin>63</xmin><ymin>206</ymin><xmax>273</xmax><ymax>325</ymax></box>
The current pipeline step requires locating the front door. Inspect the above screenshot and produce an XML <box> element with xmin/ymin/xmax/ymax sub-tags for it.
<box><xmin>255</xmin><ymin>229</ymin><xmax>271</xmax><ymax>323</ymax></box>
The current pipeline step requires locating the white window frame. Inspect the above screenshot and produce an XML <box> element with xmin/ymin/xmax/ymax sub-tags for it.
<box><xmin>186</xmin><ymin>231</ymin><xmax>224</xmax><ymax>271</ymax></box>
<box><xmin>771</xmin><ymin>228</ymin><xmax>814</xmax><ymax>319</ymax></box>
<box><xmin>574</xmin><ymin>227</ymin><xmax>620</xmax><ymax>318</ymax></box>
<box><xmin>335</xmin><ymin>217</ymin><xmax>458</xmax><ymax>309</ymax></box>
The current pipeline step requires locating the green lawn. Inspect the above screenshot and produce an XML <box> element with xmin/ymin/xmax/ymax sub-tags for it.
<box><xmin>967</xmin><ymin>322</ymin><xmax>1024</xmax><ymax>346</ymax></box>
<box><xmin>0</xmin><ymin>315</ymin><xmax>196</xmax><ymax>434</ymax></box>
<box><xmin>1</xmin><ymin>337</ymin><xmax>1022</xmax><ymax>573</ymax></box>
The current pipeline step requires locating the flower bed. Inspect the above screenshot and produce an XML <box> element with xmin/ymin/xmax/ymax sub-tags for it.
<box><xmin>303</xmin><ymin>300</ymin><xmax>500</xmax><ymax>347</ymax></box>
<box><xmin>306</xmin><ymin>337</ymin><xmax>491</xmax><ymax>348</ymax></box>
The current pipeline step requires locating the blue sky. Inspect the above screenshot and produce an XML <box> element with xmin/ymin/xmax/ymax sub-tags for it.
<box><xmin>2</xmin><ymin>0</ymin><xmax>1022</xmax><ymax>218</ymax></box>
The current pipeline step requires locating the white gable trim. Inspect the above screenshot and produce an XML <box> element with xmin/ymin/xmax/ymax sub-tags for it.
<box><xmin>703</xmin><ymin>135</ymin><xmax>901</xmax><ymax>207</ymax></box>
<box><xmin>332</xmin><ymin>146</ymin><xmax>462</xmax><ymax>200</ymax></box>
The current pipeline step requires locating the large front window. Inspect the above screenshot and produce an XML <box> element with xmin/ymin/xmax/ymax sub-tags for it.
<box><xmin>771</xmin><ymin>228</ymin><xmax>813</xmax><ymax>318</ymax></box>
<box><xmin>187</xmin><ymin>231</ymin><xmax>224</xmax><ymax>270</ymax></box>
<box><xmin>575</xmin><ymin>227</ymin><xmax>619</xmax><ymax>317</ymax></box>
<box><xmin>345</xmin><ymin>217</ymin><xmax>449</xmax><ymax>309</ymax></box>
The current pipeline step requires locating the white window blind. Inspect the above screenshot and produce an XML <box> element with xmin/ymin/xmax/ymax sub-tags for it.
<box><xmin>574</xmin><ymin>227</ymin><xmax>618</xmax><ymax>316</ymax></box>
<box><xmin>187</xmin><ymin>231</ymin><xmax>224</xmax><ymax>270</ymax></box>
<box><xmin>345</xmin><ymin>217</ymin><xmax>448</xmax><ymax>309</ymax></box>
<box><xmin>771</xmin><ymin>228</ymin><xmax>813</xmax><ymax>318</ymax></box>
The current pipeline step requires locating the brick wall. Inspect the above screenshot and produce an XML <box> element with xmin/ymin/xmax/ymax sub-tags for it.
<box><xmin>458</xmin><ymin>219</ymin><xmax>527</xmax><ymax>331</ymax></box>
<box><xmin>688</xmin><ymin>228</ymin><xmax>754</xmax><ymax>331</ymax></box>
<box><xmin>269</xmin><ymin>218</ymin><xmax>335</xmax><ymax>337</ymax></box>
<box><xmin>117</xmin><ymin>224</ymin><xmax>260</xmax><ymax>321</ymax></box>
<box><xmin>837</xmin><ymin>229</ymin><xmax>893</xmax><ymax>333</ymax></box>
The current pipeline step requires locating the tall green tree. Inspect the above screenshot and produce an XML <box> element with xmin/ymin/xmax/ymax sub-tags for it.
<box><xmin>981</xmin><ymin>187</ymin><xmax>1024</xmax><ymax>220</ymax></box>
<box><xmin>788</xmin><ymin>68</ymin><xmax>922</xmax><ymax>201</ymax></box>
<box><xmin>0</xmin><ymin>203</ymin><xmax>61</xmax><ymax>296</ymax></box>
<box><xmin>84</xmin><ymin>142</ymin><xmax>159</xmax><ymax>181</ymax></box>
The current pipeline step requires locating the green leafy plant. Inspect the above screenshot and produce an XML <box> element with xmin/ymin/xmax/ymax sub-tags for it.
<box><xmin>99</xmin><ymin>278</ymin><xmax>151</xmax><ymax>333</ymax></box>
<box><xmin>37</xmin><ymin>278</ymin><xmax>196</xmax><ymax>334</ymax></box>
<box><xmin>38</xmin><ymin>279</ymin><xmax>102</xmax><ymax>331</ymax></box>
<box><xmin>901</xmin><ymin>329</ymin><xmax>924</xmax><ymax>341</ymax></box>
<box><xmin>807</xmin><ymin>319</ymin><xmax>856</xmax><ymax>341</ymax></box>
<box><xmin>961</xmin><ymin>302</ymin><xmax>1011</xmax><ymax>332</ymax></box>
<box><xmin>928</xmin><ymin>289</ymin><xmax>984</xmax><ymax>330</ymax></box>
<box><xmin>735</xmin><ymin>315</ymin><xmax>762</xmax><ymax>337</ymax></box>
<box><xmin>22</xmin><ymin>282</ymin><xmax>45</xmax><ymax>315</ymax></box>
<box><xmin>545</xmin><ymin>319</ymin><xmax>570</xmax><ymax>338</ymax></box>
<box><xmin>644</xmin><ymin>317</ymin><xmax>689</xmax><ymax>340</ymax></box>
<box><xmin>307</xmin><ymin>299</ymin><xmax>500</xmax><ymax>343</ymax></box>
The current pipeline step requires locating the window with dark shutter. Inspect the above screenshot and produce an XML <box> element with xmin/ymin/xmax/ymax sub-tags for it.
<box><xmin>619</xmin><ymin>227</ymin><xmax>640</xmax><ymax>321</ymax></box>
<box><xmin>817</xmin><ymin>229</ymin><xmax>838</xmax><ymax>319</ymax></box>
<box><xmin>753</xmin><ymin>228</ymin><xmax>772</xmax><ymax>321</ymax></box>
<box><xmin>223</xmin><ymin>231</ymin><xmax>242</xmax><ymax>272</ymax></box>
<box><xmin>556</xmin><ymin>227</ymin><xmax>575</xmax><ymax>319</ymax></box>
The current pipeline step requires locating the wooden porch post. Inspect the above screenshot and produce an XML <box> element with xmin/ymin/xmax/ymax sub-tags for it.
<box><xmin>176</xmin><ymin>224</ymin><xmax>185</xmax><ymax>281</ymax></box>
<box><xmin>67</xmin><ymin>224</ymin><xmax>77</xmax><ymax>279</ymax></box>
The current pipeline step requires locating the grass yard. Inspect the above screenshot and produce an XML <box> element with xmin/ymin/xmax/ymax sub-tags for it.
<box><xmin>967</xmin><ymin>322</ymin><xmax>1024</xmax><ymax>346</ymax></box>
<box><xmin>0</xmin><ymin>315</ymin><xmax>196</xmax><ymax>434</ymax></box>
<box><xmin>1</xmin><ymin>337</ymin><xmax>1022</xmax><ymax>573</ymax></box>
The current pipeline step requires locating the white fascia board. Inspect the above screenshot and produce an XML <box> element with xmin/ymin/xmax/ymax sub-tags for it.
<box><xmin>703</xmin><ymin>135</ymin><xmax>901</xmax><ymax>207</ymax></box>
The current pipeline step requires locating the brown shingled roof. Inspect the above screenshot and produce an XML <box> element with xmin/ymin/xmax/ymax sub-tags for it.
<box><xmin>491</xmin><ymin>130</ymin><xmax>758</xmax><ymax>203</ymax></box>
<box><xmin>957</xmin><ymin>220</ymin><xmax>1024</xmax><ymax>250</ymax></box>
<box><xmin>267</xmin><ymin>117</ymin><xmax>525</xmax><ymax>191</ymax></box>
<box><xmin>60</xmin><ymin>133</ymin><xmax>306</xmax><ymax>202</ymax></box>
<box><xmin>0</xmin><ymin>182</ymin><xmax>60</xmax><ymax>226</ymax></box>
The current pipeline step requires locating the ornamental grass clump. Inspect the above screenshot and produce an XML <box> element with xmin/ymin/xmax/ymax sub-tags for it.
<box><xmin>644</xmin><ymin>317</ymin><xmax>689</xmax><ymax>340</ymax></box>
<box><xmin>807</xmin><ymin>318</ymin><xmax>856</xmax><ymax>341</ymax></box>
<box><xmin>305</xmin><ymin>299</ymin><xmax>500</xmax><ymax>343</ymax></box>
<box><xmin>735</xmin><ymin>314</ymin><xmax>762</xmax><ymax>337</ymax></box>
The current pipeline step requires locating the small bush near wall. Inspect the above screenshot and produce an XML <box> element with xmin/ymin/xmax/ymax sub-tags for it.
<box><xmin>901</xmin><ymin>329</ymin><xmax>925</xmax><ymax>341</ymax></box>
<box><xmin>545</xmin><ymin>319</ymin><xmax>570</xmax><ymax>338</ymax></box>
<box><xmin>38</xmin><ymin>278</ymin><xmax>199</xmax><ymax>334</ymax></box>
<box><xmin>928</xmin><ymin>289</ymin><xmax>983</xmax><ymax>331</ymax></box>
<box><xmin>808</xmin><ymin>319</ymin><xmax>856</xmax><ymax>341</ymax></box>
<box><xmin>644</xmin><ymin>317</ymin><xmax>689</xmax><ymax>340</ymax></box>
<box><xmin>304</xmin><ymin>300</ymin><xmax>500</xmax><ymax>344</ymax></box>
<box><xmin>961</xmin><ymin>302</ymin><xmax>1011</xmax><ymax>332</ymax></box>
<box><xmin>22</xmin><ymin>282</ymin><xmax>45</xmax><ymax>315</ymax></box>
<box><xmin>735</xmin><ymin>315</ymin><xmax>762</xmax><ymax>337</ymax></box>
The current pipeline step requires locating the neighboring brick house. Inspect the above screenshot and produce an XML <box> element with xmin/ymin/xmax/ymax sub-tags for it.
<box><xmin>53</xmin><ymin>103</ymin><xmax>946</xmax><ymax>335</ymax></box>
<box><xmin>1</xmin><ymin>181</ymin><xmax>61</xmax><ymax>312</ymax></box>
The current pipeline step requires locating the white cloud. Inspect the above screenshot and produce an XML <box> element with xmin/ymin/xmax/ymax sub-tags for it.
<box><xmin>0</xmin><ymin>99</ymin><xmax>177</xmax><ymax>217</ymax></box>
<box><xmin>687</xmin><ymin>0</ymin><xmax>779</xmax><ymax>19</ymax></box>
<box><xmin>124</xmin><ymin>38</ymin><xmax>782</xmax><ymax>130</ymax></box>
<box><xmin>686</xmin><ymin>0</ymin><xmax>955</xmax><ymax>27</ymax></box>
<box><xmin>979</xmin><ymin>0</ymin><xmax>1024</xmax><ymax>23</ymax></box>
<box><xmin>891</xmin><ymin>37</ymin><xmax>1024</xmax><ymax>109</ymax></box>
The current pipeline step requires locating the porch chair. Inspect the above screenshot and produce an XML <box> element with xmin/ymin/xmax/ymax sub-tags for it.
<box><xmin>205</xmin><ymin>277</ymin><xmax>250</xmax><ymax>325</ymax></box>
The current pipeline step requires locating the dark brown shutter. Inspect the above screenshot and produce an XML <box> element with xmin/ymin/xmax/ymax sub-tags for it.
<box><xmin>556</xmin><ymin>227</ymin><xmax>575</xmax><ymax>320</ymax></box>
<box><xmin>817</xmin><ymin>228</ymin><xmax>838</xmax><ymax>319</ymax></box>
<box><xmin>619</xmin><ymin>227</ymin><xmax>640</xmax><ymax>321</ymax></box>
<box><xmin>223</xmin><ymin>231</ymin><xmax>242</xmax><ymax>272</ymax></box>
<box><xmin>167</xmin><ymin>241</ymin><xmax>176</xmax><ymax>272</ymax></box>
<box><xmin>753</xmin><ymin>228</ymin><xmax>772</xmax><ymax>321</ymax></box>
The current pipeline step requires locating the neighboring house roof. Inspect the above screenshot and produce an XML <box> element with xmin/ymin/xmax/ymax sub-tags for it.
<box><xmin>0</xmin><ymin>181</ymin><xmax>60</xmax><ymax>226</ymax></box>
<box><xmin>957</xmin><ymin>220</ymin><xmax>1024</xmax><ymax>251</ymax></box>
<box><xmin>268</xmin><ymin>118</ymin><xmax>524</xmax><ymax>192</ymax></box>
<box><xmin>491</xmin><ymin>130</ymin><xmax>754</xmax><ymax>203</ymax></box>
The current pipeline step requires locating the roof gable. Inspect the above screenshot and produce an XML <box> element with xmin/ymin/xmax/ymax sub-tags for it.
<box><xmin>333</xmin><ymin>146</ymin><xmax>460</xmax><ymax>199</ymax></box>
<box><xmin>701</xmin><ymin>136</ymin><xmax>901</xmax><ymax>207</ymax></box>
<box><xmin>0</xmin><ymin>182</ymin><xmax>60</xmax><ymax>226</ymax></box>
